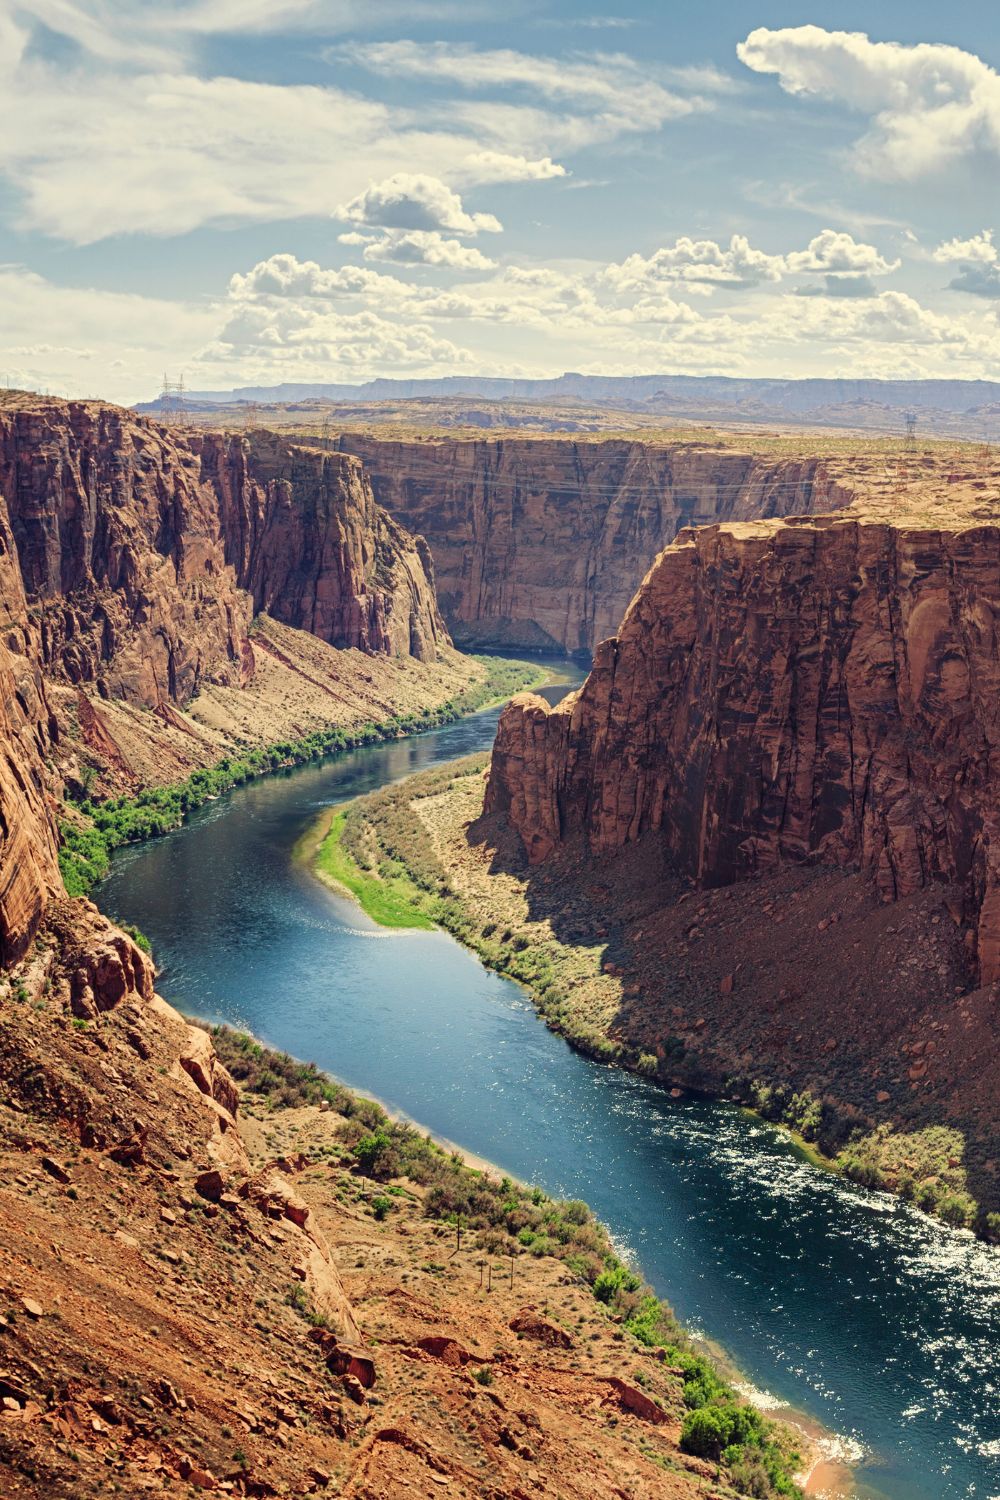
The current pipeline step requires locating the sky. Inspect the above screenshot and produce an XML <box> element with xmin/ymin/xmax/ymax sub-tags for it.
<box><xmin>3</xmin><ymin>1</ymin><xmax>1000</xmax><ymax>402</ymax></box>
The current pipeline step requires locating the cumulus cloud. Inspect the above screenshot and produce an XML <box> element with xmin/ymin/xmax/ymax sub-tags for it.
<box><xmin>212</xmin><ymin>299</ymin><xmax>476</xmax><ymax>373</ymax></box>
<box><xmin>604</xmin><ymin>234</ymin><xmax>786</xmax><ymax>292</ymax></box>
<box><xmin>785</xmin><ymin>229</ymin><xmax>899</xmax><ymax>276</ymax></box>
<box><xmin>361</xmin><ymin>231</ymin><xmax>497</xmax><ymax>270</ymax></box>
<box><xmin>604</xmin><ymin>228</ymin><xmax>900</xmax><ymax>298</ymax></box>
<box><xmin>933</xmin><ymin>229</ymin><xmax>997</xmax><ymax>264</ymax></box>
<box><xmin>737</xmin><ymin>26</ymin><xmax>1000</xmax><ymax>179</ymax></box>
<box><xmin>335</xmin><ymin>173</ymin><xmax>501</xmax><ymax>235</ymax></box>
<box><xmin>229</xmin><ymin>253</ymin><xmax>412</xmax><ymax>301</ymax></box>
<box><xmin>932</xmin><ymin>228</ymin><xmax>1000</xmax><ymax>297</ymax></box>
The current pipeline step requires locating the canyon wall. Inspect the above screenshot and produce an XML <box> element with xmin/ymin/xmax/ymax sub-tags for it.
<box><xmin>0</xmin><ymin>395</ymin><xmax>448</xmax><ymax>958</ymax></box>
<box><xmin>204</xmin><ymin>428</ymin><xmax>445</xmax><ymax>663</ymax></box>
<box><xmin>486</xmin><ymin>514</ymin><xmax>1000</xmax><ymax>981</ymax></box>
<box><xmin>0</xmin><ymin>400</ymin><xmax>445</xmax><ymax>720</ymax></box>
<box><xmin>338</xmin><ymin>433</ymin><xmax>857</xmax><ymax>653</ymax></box>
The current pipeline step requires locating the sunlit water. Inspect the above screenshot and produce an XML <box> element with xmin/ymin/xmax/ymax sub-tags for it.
<box><xmin>97</xmin><ymin>660</ymin><xmax>1000</xmax><ymax>1500</ymax></box>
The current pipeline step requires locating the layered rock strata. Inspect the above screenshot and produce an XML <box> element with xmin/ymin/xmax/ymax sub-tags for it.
<box><xmin>338</xmin><ymin>433</ymin><xmax>857</xmax><ymax>652</ymax></box>
<box><xmin>0</xmin><ymin>393</ymin><xmax>448</xmax><ymax>958</ymax></box>
<box><xmin>486</xmin><ymin>515</ymin><xmax>1000</xmax><ymax>982</ymax></box>
<box><xmin>0</xmin><ymin>399</ymin><xmax>445</xmax><ymax>723</ymax></box>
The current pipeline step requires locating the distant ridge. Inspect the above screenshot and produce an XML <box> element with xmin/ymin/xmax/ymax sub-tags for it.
<box><xmin>135</xmin><ymin>373</ymin><xmax>1000</xmax><ymax>439</ymax></box>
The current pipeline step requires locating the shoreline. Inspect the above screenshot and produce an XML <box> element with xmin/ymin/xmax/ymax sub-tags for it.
<box><xmin>306</xmin><ymin>754</ymin><xmax>997</xmax><ymax>1246</ymax></box>
<box><xmin>199</xmin><ymin>1010</ymin><xmax>854</xmax><ymax>1499</ymax></box>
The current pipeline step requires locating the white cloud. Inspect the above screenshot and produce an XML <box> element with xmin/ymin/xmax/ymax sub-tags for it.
<box><xmin>932</xmin><ymin>229</ymin><xmax>1000</xmax><ymax>297</ymax></box>
<box><xmin>738</xmin><ymin>26</ymin><xmax>1000</xmax><ymax>179</ymax></box>
<box><xmin>0</xmin><ymin>11</ymin><xmax>571</xmax><ymax>243</ymax></box>
<box><xmin>211</xmin><ymin>294</ymin><xmax>479</xmax><ymax>376</ymax></box>
<box><xmin>454</xmin><ymin>151</ymin><xmax>566</xmax><ymax>184</ymax></box>
<box><xmin>340</xmin><ymin>40</ymin><xmax>705</xmax><ymax>135</ymax></box>
<box><xmin>933</xmin><ymin>229</ymin><xmax>997</xmax><ymax>264</ymax></box>
<box><xmin>0</xmin><ymin>265</ymin><xmax>217</xmax><ymax>400</ymax></box>
<box><xmin>361</xmin><ymin>231</ymin><xmax>497</xmax><ymax>270</ymax></box>
<box><xmin>604</xmin><ymin>234</ymin><xmax>786</xmax><ymax>292</ymax></box>
<box><xmin>229</xmin><ymin>253</ymin><xmax>413</xmax><ymax>300</ymax></box>
<box><xmin>335</xmin><ymin>173</ymin><xmax>501</xmax><ymax>235</ymax></box>
<box><xmin>785</xmin><ymin>229</ymin><xmax>898</xmax><ymax>276</ymax></box>
<box><xmin>9</xmin><ymin>1</ymin><xmax>485</xmax><ymax>61</ymax></box>
<box><xmin>604</xmin><ymin>228</ymin><xmax>900</xmax><ymax>298</ymax></box>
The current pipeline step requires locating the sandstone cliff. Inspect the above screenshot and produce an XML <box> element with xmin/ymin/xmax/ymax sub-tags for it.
<box><xmin>0</xmin><ymin>400</ymin><xmax>445</xmax><ymax>722</ymax></box>
<box><xmin>0</xmin><ymin>392</ymin><xmax>454</xmax><ymax>956</ymax></box>
<box><xmin>486</xmin><ymin>513</ymin><xmax>1000</xmax><ymax>984</ymax></box>
<box><xmin>204</xmin><ymin>428</ymin><xmax>444</xmax><ymax>663</ymax></box>
<box><xmin>338</xmin><ymin>432</ymin><xmax>857</xmax><ymax>653</ymax></box>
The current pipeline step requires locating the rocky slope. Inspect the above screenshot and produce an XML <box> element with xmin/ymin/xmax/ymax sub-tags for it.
<box><xmin>0</xmin><ymin>970</ymin><xmax>809</xmax><ymax>1498</ymax></box>
<box><xmin>336</xmin><ymin>433</ymin><xmax>859</xmax><ymax>652</ymax></box>
<box><xmin>0</xmin><ymin>394</ymin><xmax>485</xmax><ymax>800</ymax></box>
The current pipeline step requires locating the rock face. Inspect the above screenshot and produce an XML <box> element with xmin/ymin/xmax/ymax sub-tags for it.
<box><xmin>207</xmin><ymin>429</ymin><xmax>444</xmax><ymax>663</ymax></box>
<box><xmin>0</xmin><ymin>507</ymin><xmax>61</xmax><ymax>964</ymax></box>
<box><xmin>338</xmin><ymin>433</ymin><xmax>855</xmax><ymax>653</ymax></box>
<box><xmin>0</xmin><ymin>401</ymin><xmax>254</xmax><ymax>708</ymax></box>
<box><xmin>0</xmin><ymin>394</ymin><xmax>447</xmax><ymax>959</ymax></box>
<box><xmin>0</xmin><ymin>399</ymin><xmax>445</xmax><ymax>719</ymax></box>
<box><xmin>486</xmin><ymin>515</ymin><xmax>1000</xmax><ymax>982</ymax></box>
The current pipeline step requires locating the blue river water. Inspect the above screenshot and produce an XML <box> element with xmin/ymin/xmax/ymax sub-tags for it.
<box><xmin>96</xmin><ymin>665</ymin><xmax>1000</xmax><ymax>1500</ymax></box>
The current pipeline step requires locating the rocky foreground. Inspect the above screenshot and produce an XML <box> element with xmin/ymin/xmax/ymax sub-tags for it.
<box><xmin>0</xmin><ymin>935</ymin><xmax>806</xmax><ymax>1498</ymax></box>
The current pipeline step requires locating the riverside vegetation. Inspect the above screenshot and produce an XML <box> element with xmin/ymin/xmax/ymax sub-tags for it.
<box><xmin>312</xmin><ymin>755</ymin><xmax>999</xmax><ymax>1242</ymax></box>
<box><xmin>207</xmin><ymin>1023</ymin><xmax>804</xmax><ymax>1497</ymax></box>
<box><xmin>57</xmin><ymin>655</ymin><xmax>543</xmax><ymax>898</ymax></box>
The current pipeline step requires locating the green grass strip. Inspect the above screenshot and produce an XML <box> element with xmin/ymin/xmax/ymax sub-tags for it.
<box><xmin>314</xmin><ymin>809</ymin><xmax>434</xmax><ymax>929</ymax></box>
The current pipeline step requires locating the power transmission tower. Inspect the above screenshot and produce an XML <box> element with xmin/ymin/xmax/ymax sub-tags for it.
<box><xmin>242</xmin><ymin>401</ymin><xmax>259</xmax><ymax>432</ymax></box>
<box><xmin>160</xmin><ymin>373</ymin><xmax>187</xmax><ymax>425</ymax></box>
<box><xmin>904</xmin><ymin>411</ymin><xmax>917</xmax><ymax>450</ymax></box>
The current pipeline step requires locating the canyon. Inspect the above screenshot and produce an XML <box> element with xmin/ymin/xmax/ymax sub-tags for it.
<box><xmin>0</xmin><ymin>393</ymin><xmax>494</xmax><ymax>805</ymax></box>
<box><xmin>336</xmin><ymin>431</ymin><xmax>861</xmax><ymax>653</ymax></box>
<box><xmin>2</xmin><ymin>390</ymin><xmax>999</xmax><ymax>1498</ymax></box>
<box><xmin>480</xmin><ymin>465</ymin><xmax>1000</xmax><ymax>1227</ymax></box>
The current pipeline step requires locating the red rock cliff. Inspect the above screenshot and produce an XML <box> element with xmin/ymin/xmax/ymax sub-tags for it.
<box><xmin>0</xmin><ymin>502</ymin><xmax>61</xmax><ymax>963</ymax></box>
<box><xmin>0</xmin><ymin>400</ymin><xmax>446</xmax><ymax>718</ymax></box>
<box><xmin>205</xmin><ymin>429</ymin><xmax>444</xmax><ymax>663</ymax></box>
<box><xmin>486</xmin><ymin>514</ymin><xmax>1000</xmax><ymax>982</ymax></box>
<box><xmin>0</xmin><ymin>394</ymin><xmax>448</xmax><ymax>959</ymax></box>
<box><xmin>338</xmin><ymin>433</ymin><xmax>856</xmax><ymax>653</ymax></box>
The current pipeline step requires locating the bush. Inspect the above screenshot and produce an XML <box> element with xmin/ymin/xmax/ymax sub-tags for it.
<box><xmin>681</xmin><ymin>1401</ymin><xmax>764</xmax><ymax>1459</ymax></box>
<box><xmin>354</xmin><ymin>1129</ymin><xmax>396</xmax><ymax>1178</ymax></box>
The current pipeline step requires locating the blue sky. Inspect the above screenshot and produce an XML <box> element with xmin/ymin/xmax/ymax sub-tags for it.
<box><xmin>3</xmin><ymin>0</ymin><xmax>1000</xmax><ymax>401</ymax></box>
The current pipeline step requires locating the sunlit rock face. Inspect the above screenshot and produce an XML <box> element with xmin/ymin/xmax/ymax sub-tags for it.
<box><xmin>339</xmin><ymin>432</ymin><xmax>856</xmax><ymax>653</ymax></box>
<box><xmin>486</xmin><ymin>514</ymin><xmax>1000</xmax><ymax>982</ymax></box>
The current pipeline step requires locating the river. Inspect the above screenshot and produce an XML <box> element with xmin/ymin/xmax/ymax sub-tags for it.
<box><xmin>96</xmin><ymin>662</ymin><xmax>1000</xmax><ymax>1500</ymax></box>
